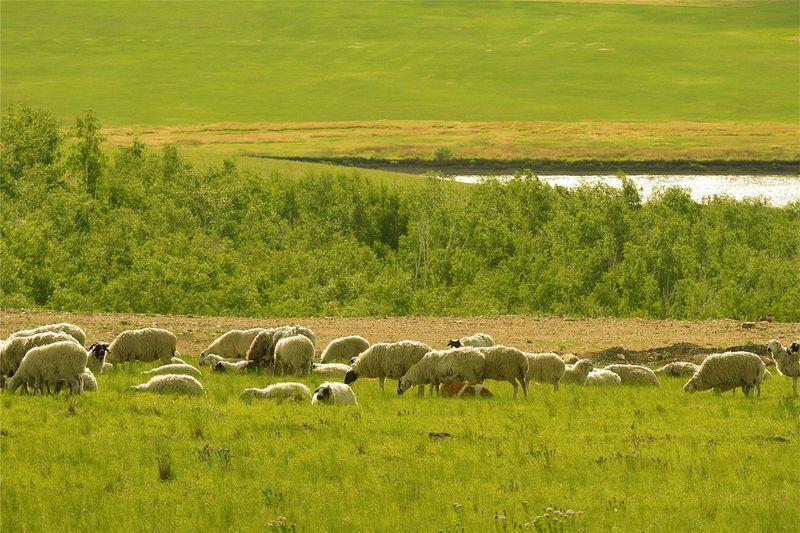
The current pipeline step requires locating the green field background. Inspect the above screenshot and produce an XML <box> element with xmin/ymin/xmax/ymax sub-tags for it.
<box><xmin>2</xmin><ymin>0</ymin><xmax>797</xmax><ymax>125</ymax></box>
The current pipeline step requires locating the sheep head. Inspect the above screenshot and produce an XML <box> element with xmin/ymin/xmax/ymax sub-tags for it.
<box><xmin>447</xmin><ymin>339</ymin><xmax>462</xmax><ymax>348</ymax></box>
<box><xmin>343</xmin><ymin>370</ymin><xmax>358</xmax><ymax>385</ymax></box>
<box><xmin>313</xmin><ymin>384</ymin><xmax>332</xmax><ymax>403</ymax></box>
<box><xmin>683</xmin><ymin>377</ymin><xmax>699</xmax><ymax>393</ymax></box>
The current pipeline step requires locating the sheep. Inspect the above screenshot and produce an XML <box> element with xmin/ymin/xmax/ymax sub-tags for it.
<box><xmin>344</xmin><ymin>340</ymin><xmax>432</xmax><ymax>393</ymax></box>
<box><xmin>524</xmin><ymin>352</ymin><xmax>566</xmax><ymax>392</ymax></box>
<box><xmin>441</xmin><ymin>381</ymin><xmax>493</xmax><ymax>398</ymax></box>
<box><xmin>1</xmin><ymin>331</ymin><xmax>81</xmax><ymax>377</ymax></box>
<box><xmin>561</xmin><ymin>353</ymin><xmax>580</xmax><ymax>365</ymax></box>
<box><xmin>683</xmin><ymin>351</ymin><xmax>765</xmax><ymax>397</ymax></box>
<box><xmin>245</xmin><ymin>325</ymin><xmax>316</xmax><ymax>366</ymax></box>
<box><xmin>655</xmin><ymin>361</ymin><xmax>700</xmax><ymax>378</ymax></box>
<box><xmin>8</xmin><ymin>323</ymin><xmax>86</xmax><ymax>346</ymax></box>
<box><xmin>131</xmin><ymin>374</ymin><xmax>206</xmax><ymax>396</ymax></box>
<box><xmin>142</xmin><ymin>363</ymin><xmax>202</xmax><ymax>379</ymax></box>
<box><xmin>105</xmin><ymin>328</ymin><xmax>177</xmax><ymax>364</ymax></box>
<box><xmin>5</xmin><ymin>341</ymin><xmax>88</xmax><ymax>395</ymax></box>
<box><xmin>766</xmin><ymin>340</ymin><xmax>799</xmax><ymax>396</ymax></box>
<box><xmin>171</xmin><ymin>356</ymin><xmax>187</xmax><ymax>365</ymax></box>
<box><xmin>274</xmin><ymin>335</ymin><xmax>315</xmax><ymax>376</ymax></box>
<box><xmin>312</xmin><ymin>362</ymin><xmax>352</xmax><ymax>379</ymax></box>
<box><xmin>311</xmin><ymin>382</ymin><xmax>357</xmax><ymax>405</ymax></box>
<box><xmin>397</xmin><ymin>347</ymin><xmax>485</xmax><ymax>396</ymax></box>
<box><xmin>86</xmin><ymin>342</ymin><xmax>110</xmax><ymax>373</ymax></box>
<box><xmin>585</xmin><ymin>369</ymin><xmax>622</xmax><ymax>386</ymax></box>
<box><xmin>447</xmin><ymin>333</ymin><xmax>495</xmax><ymax>348</ymax></box>
<box><xmin>560</xmin><ymin>359</ymin><xmax>594</xmax><ymax>386</ymax></box>
<box><xmin>604</xmin><ymin>364</ymin><xmax>660</xmax><ymax>386</ymax></box>
<box><xmin>79</xmin><ymin>368</ymin><xmax>98</xmax><ymax>392</ymax></box>
<box><xmin>319</xmin><ymin>335</ymin><xmax>370</xmax><ymax>363</ymax></box>
<box><xmin>212</xmin><ymin>360</ymin><xmax>255</xmax><ymax>373</ymax></box>
<box><xmin>239</xmin><ymin>382</ymin><xmax>312</xmax><ymax>402</ymax></box>
<box><xmin>200</xmin><ymin>328</ymin><xmax>265</xmax><ymax>359</ymax></box>
<box><xmin>477</xmin><ymin>345</ymin><xmax>528</xmax><ymax>398</ymax></box>
<box><xmin>198</xmin><ymin>354</ymin><xmax>243</xmax><ymax>367</ymax></box>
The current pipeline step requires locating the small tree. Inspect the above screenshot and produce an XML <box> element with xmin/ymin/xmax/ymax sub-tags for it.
<box><xmin>0</xmin><ymin>104</ymin><xmax>63</xmax><ymax>192</ymax></box>
<box><xmin>69</xmin><ymin>110</ymin><xmax>106</xmax><ymax>197</ymax></box>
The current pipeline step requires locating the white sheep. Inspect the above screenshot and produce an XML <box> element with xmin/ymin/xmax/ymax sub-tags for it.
<box><xmin>655</xmin><ymin>361</ymin><xmax>700</xmax><ymax>378</ymax></box>
<box><xmin>212</xmin><ymin>359</ymin><xmax>255</xmax><ymax>373</ymax></box>
<box><xmin>604</xmin><ymin>364</ymin><xmax>660</xmax><ymax>386</ymax></box>
<box><xmin>477</xmin><ymin>345</ymin><xmax>528</xmax><ymax>398</ymax></box>
<box><xmin>311</xmin><ymin>382</ymin><xmax>358</xmax><ymax>405</ymax></box>
<box><xmin>312</xmin><ymin>362</ymin><xmax>352</xmax><ymax>379</ymax></box>
<box><xmin>8</xmin><ymin>323</ymin><xmax>86</xmax><ymax>346</ymax></box>
<box><xmin>274</xmin><ymin>335</ymin><xmax>315</xmax><ymax>376</ymax></box>
<box><xmin>245</xmin><ymin>325</ymin><xmax>316</xmax><ymax>365</ymax></box>
<box><xmin>5</xmin><ymin>340</ymin><xmax>88</xmax><ymax>395</ymax></box>
<box><xmin>105</xmin><ymin>328</ymin><xmax>177</xmax><ymax>364</ymax></box>
<box><xmin>142</xmin><ymin>363</ymin><xmax>202</xmax><ymax>379</ymax></box>
<box><xmin>131</xmin><ymin>374</ymin><xmax>206</xmax><ymax>396</ymax></box>
<box><xmin>683</xmin><ymin>351</ymin><xmax>766</xmax><ymax>397</ymax></box>
<box><xmin>86</xmin><ymin>342</ymin><xmax>110</xmax><ymax>373</ymax></box>
<box><xmin>319</xmin><ymin>335</ymin><xmax>370</xmax><ymax>363</ymax></box>
<box><xmin>585</xmin><ymin>369</ymin><xmax>622</xmax><ymax>386</ymax></box>
<box><xmin>766</xmin><ymin>340</ymin><xmax>800</xmax><ymax>396</ymax></box>
<box><xmin>1</xmin><ymin>331</ymin><xmax>81</xmax><ymax>377</ymax></box>
<box><xmin>239</xmin><ymin>382</ymin><xmax>312</xmax><ymax>402</ymax></box>
<box><xmin>560</xmin><ymin>359</ymin><xmax>594</xmax><ymax>386</ymax></box>
<box><xmin>397</xmin><ymin>347</ymin><xmax>485</xmax><ymax>396</ymax></box>
<box><xmin>198</xmin><ymin>354</ymin><xmax>243</xmax><ymax>367</ymax></box>
<box><xmin>79</xmin><ymin>368</ymin><xmax>98</xmax><ymax>392</ymax></box>
<box><xmin>170</xmin><ymin>356</ymin><xmax>187</xmax><ymax>365</ymax></box>
<box><xmin>447</xmin><ymin>332</ymin><xmax>495</xmax><ymax>348</ymax></box>
<box><xmin>201</xmin><ymin>328</ymin><xmax>265</xmax><ymax>359</ymax></box>
<box><xmin>524</xmin><ymin>352</ymin><xmax>566</xmax><ymax>392</ymax></box>
<box><xmin>344</xmin><ymin>340</ymin><xmax>431</xmax><ymax>393</ymax></box>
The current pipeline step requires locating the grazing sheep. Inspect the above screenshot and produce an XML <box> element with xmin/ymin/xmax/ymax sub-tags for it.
<box><xmin>5</xmin><ymin>341</ymin><xmax>88</xmax><ymax>395</ymax></box>
<box><xmin>312</xmin><ymin>362</ymin><xmax>352</xmax><ymax>379</ymax></box>
<box><xmin>274</xmin><ymin>335</ymin><xmax>315</xmax><ymax>376</ymax></box>
<box><xmin>766</xmin><ymin>340</ymin><xmax>800</xmax><ymax>396</ymax></box>
<box><xmin>212</xmin><ymin>360</ymin><xmax>255</xmax><ymax>373</ymax></box>
<box><xmin>86</xmin><ymin>342</ymin><xmax>110</xmax><ymax>373</ymax></box>
<box><xmin>105</xmin><ymin>328</ymin><xmax>177</xmax><ymax>364</ymax></box>
<box><xmin>477</xmin><ymin>345</ymin><xmax>528</xmax><ymax>398</ymax></box>
<box><xmin>604</xmin><ymin>364</ymin><xmax>660</xmax><ymax>386</ymax></box>
<box><xmin>142</xmin><ymin>363</ymin><xmax>202</xmax><ymax>379</ymax></box>
<box><xmin>8</xmin><ymin>323</ymin><xmax>86</xmax><ymax>346</ymax></box>
<box><xmin>524</xmin><ymin>352</ymin><xmax>566</xmax><ymax>392</ymax></box>
<box><xmin>447</xmin><ymin>333</ymin><xmax>495</xmax><ymax>348</ymax></box>
<box><xmin>441</xmin><ymin>381</ymin><xmax>493</xmax><ymax>398</ymax></box>
<box><xmin>683</xmin><ymin>351</ymin><xmax>766</xmax><ymax>397</ymax></box>
<box><xmin>198</xmin><ymin>354</ymin><xmax>243</xmax><ymax>367</ymax></box>
<box><xmin>201</xmin><ymin>328</ymin><xmax>265</xmax><ymax>359</ymax></box>
<box><xmin>245</xmin><ymin>325</ymin><xmax>316</xmax><ymax>366</ymax></box>
<box><xmin>655</xmin><ymin>361</ymin><xmax>700</xmax><ymax>378</ymax></box>
<box><xmin>131</xmin><ymin>374</ymin><xmax>206</xmax><ymax>396</ymax></box>
<box><xmin>311</xmin><ymin>381</ymin><xmax>357</xmax><ymax>405</ymax></box>
<box><xmin>239</xmin><ymin>382</ymin><xmax>312</xmax><ymax>402</ymax></box>
<box><xmin>344</xmin><ymin>340</ymin><xmax>432</xmax><ymax>393</ymax></box>
<box><xmin>1</xmin><ymin>331</ymin><xmax>81</xmax><ymax>377</ymax></box>
<box><xmin>585</xmin><ymin>369</ymin><xmax>622</xmax><ymax>386</ymax></box>
<box><xmin>561</xmin><ymin>359</ymin><xmax>594</xmax><ymax>386</ymax></box>
<box><xmin>320</xmin><ymin>335</ymin><xmax>370</xmax><ymax>363</ymax></box>
<box><xmin>397</xmin><ymin>347</ymin><xmax>485</xmax><ymax>396</ymax></box>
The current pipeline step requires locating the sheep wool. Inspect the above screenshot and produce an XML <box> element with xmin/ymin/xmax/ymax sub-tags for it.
<box><xmin>560</xmin><ymin>359</ymin><xmax>594</xmax><ymax>386</ymax></box>
<box><xmin>199</xmin><ymin>354</ymin><xmax>243</xmax><ymax>367</ymax></box>
<box><xmin>585</xmin><ymin>369</ymin><xmax>622</xmax><ymax>386</ymax></box>
<box><xmin>8</xmin><ymin>323</ymin><xmax>86</xmax><ymax>346</ymax></box>
<box><xmin>312</xmin><ymin>382</ymin><xmax>358</xmax><ymax>406</ymax></box>
<box><xmin>766</xmin><ymin>340</ymin><xmax>800</xmax><ymax>396</ymax></box>
<box><xmin>344</xmin><ymin>340</ymin><xmax>432</xmax><ymax>392</ymax></box>
<box><xmin>171</xmin><ymin>357</ymin><xmax>187</xmax><ymax>365</ymax></box>
<box><xmin>143</xmin><ymin>363</ymin><xmax>202</xmax><ymax>379</ymax></box>
<box><xmin>201</xmin><ymin>328</ymin><xmax>265</xmax><ymax>359</ymax></box>
<box><xmin>131</xmin><ymin>374</ymin><xmax>206</xmax><ymax>396</ymax></box>
<box><xmin>320</xmin><ymin>336</ymin><xmax>370</xmax><ymax>363</ymax></box>
<box><xmin>441</xmin><ymin>381</ymin><xmax>494</xmax><ymax>398</ymax></box>
<box><xmin>245</xmin><ymin>325</ymin><xmax>316</xmax><ymax>365</ymax></box>
<box><xmin>683</xmin><ymin>351</ymin><xmax>766</xmax><ymax>397</ymax></box>
<box><xmin>1</xmin><ymin>331</ymin><xmax>81</xmax><ymax>377</ymax></box>
<box><xmin>107</xmin><ymin>328</ymin><xmax>177</xmax><ymax>364</ymax></box>
<box><xmin>655</xmin><ymin>361</ymin><xmax>700</xmax><ymax>378</ymax></box>
<box><xmin>477</xmin><ymin>345</ymin><xmax>529</xmax><ymax>398</ymax></box>
<box><xmin>605</xmin><ymin>364</ymin><xmax>660</xmax><ymax>386</ymax></box>
<box><xmin>5</xmin><ymin>340</ymin><xmax>88</xmax><ymax>395</ymax></box>
<box><xmin>312</xmin><ymin>362</ymin><xmax>352</xmax><ymax>379</ymax></box>
<box><xmin>524</xmin><ymin>352</ymin><xmax>566</xmax><ymax>392</ymax></box>
<box><xmin>274</xmin><ymin>335</ymin><xmax>315</xmax><ymax>376</ymax></box>
<box><xmin>239</xmin><ymin>383</ymin><xmax>312</xmax><ymax>402</ymax></box>
<box><xmin>398</xmin><ymin>347</ymin><xmax>485</xmax><ymax>396</ymax></box>
<box><xmin>80</xmin><ymin>368</ymin><xmax>98</xmax><ymax>392</ymax></box>
<box><xmin>447</xmin><ymin>333</ymin><xmax>495</xmax><ymax>348</ymax></box>
<box><xmin>212</xmin><ymin>360</ymin><xmax>255</xmax><ymax>373</ymax></box>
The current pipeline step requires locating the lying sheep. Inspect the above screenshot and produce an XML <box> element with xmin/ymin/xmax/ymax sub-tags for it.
<box><xmin>239</xmin><ymin>382</ymin><xmax>312</xmax><ymax>402</ymax></box>
<box><xmin>171</xmin><ymin>356</ymin><xmax>187</xmax><ymax>365</ymax></box>
<box><xmin>312</xmin><ymin>362</ymin><xmax>352</xmax><ymax>379</ymax></box>
<box><xmin>683</xmin><ymin>351</ymin><xmax>765</xmax><ymax>397</ymax></box>
<box><xmin>274</xmin><ymin>335</ymin><xmax>314</xmax><ymax>376</ymax></box>
<box><xmin>524</xmin><ymin>352</ymin><xmax>566</xmax><ymax>392</ymax></box>
<box><xmin>477</xmin><ymin>345</ymin><xmax>528</xmax><ymax>398</ymax></box>
<box><xmin>79</xmin><ymin>368</ymin><xmax>98</xmax><ymax>392</ymax></box>
<box><xmin>105</xmin><ymin>328</ymin><xmax>177</xmax><ymax>364</ymax></box>
<box><xmin>245</xmin><ymin>325</ymin><xmax>316</xmax><ymax>366</ymax></box>
<box><xmin>86</xmin><ymin>342</ymin><xmax>110</xmax><ymax>373</ymax></box>
<box><xmin>142</xmin><ymin>363</ymin><xmax>202</xmax><ymax>379</ymax></box>
<box><xmin>198</xmin><ymin>354</ymin><xmax>243</xmax><ymax>367</ymax></box>
<box><xmin>397</xmin><ymin>347</ymin><xmax>485</xmax><ymax>396</ymax></box>
<box><xmin>585</xmin><ymin>369</ymin><xmax>622</xmax><ymax>386</ymax></box>
<box><xmin>201</xmin><ymin>328</ymin><xmax>265</xmax><ymax>359</ymax></box>
<box><xmin>5</xmin><ymin>340</ymin><xmax>88</xmax><ymax>395</ymax></box>
<box><xmin>604</xmin><ymin>364</ymin><xmax>660</xmax><ymax>386</ymax></box>
<box><xmin>1</xmin><ymin>331</ymin><xmax>81</xmax><ymax>377</ymax></box>
<box><xmin>320</xmin><ymin>335</ymin><xmax>370</xmax><ymax>363</ymax></box>
<box><xmin>766</xmin><ymin>340</ymin><xmax>800</xmax><ymax>396</ymax></box>
<box><xmin>561</xmin><ymin>360</ymin><xmax>594</xmax><ymax>386</ymax></box>
<box><xmin>447</xmin><ymin>333</ymin><xmax>495</xmax><ymax>348</ymax></box>
<box><xmin>212</xmin><ymin>360</ymin><xmax>255</xmax><ymax>373</ymax></box>
<box><xmin>8</xmin><ymin>323</ymin><xmax>86</xmax><ymax>346</ymax></box>
<box><xmin>344</xmin><ymin>340</ymin><xmax>432</xmax><ymax>393</ymax></box>
<box><xmin>441</xmin><ymin>381</ymin><xmax>493</xmax><ymax>398</ymax></box>
<box><xmin>312</xmin><ymin>382</ymin><xmax>357</xmax><ymax>405</ymax></box>
<box><xmin>131</xmin><ymin>374</ymin><xmax>206</xmax><ymax>396</ymax></box>
<box><xmin>655</xmin><ymin>361</ymin><xmax>700</xmax><ymax>378</ymax></box>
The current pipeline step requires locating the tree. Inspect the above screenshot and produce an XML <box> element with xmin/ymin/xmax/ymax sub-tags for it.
<box><xmin>68</xmin><ymin>110</ymin><xmax>106</xmax><ymax>197</ymax></box>
<box><xmin>0</xmin><ymin>104</ymin><xmax>62</xmax><ymax>192</ymax></box>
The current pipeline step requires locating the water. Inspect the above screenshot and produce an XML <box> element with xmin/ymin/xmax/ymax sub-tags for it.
<box><xmin>451</xmin><ymin>174</ymin><xmax>800</xmax><ymax>206</ymax></box>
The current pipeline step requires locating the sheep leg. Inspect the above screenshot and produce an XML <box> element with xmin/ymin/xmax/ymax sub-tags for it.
<box><xmin>553</xmin><ymin>381</ymin><xmax>559</xmax><ymax>392</ymax></box>
<box><xmin>743</xmin><ymin>385</ymin><xmax>752</xmax><ymax>398</ymax></box>
<box><xmin>520</xmin><ymin>378</ymin><xmax>528</xmax><ymax>399</ymax></box>
<box><xmin>379</xmin><ymin>377</ymin><xmax>385</xmax><ymax>393</ymax></box>
<box><xmin>793</xmin><ymin>377</ymin><xmax>798</xmax><ymax>397</ymax></box>
<box><xmin>509</xmin><ymin>379</ymin><xmax>518</xmax><ymax>399</ymax></box>
<box><xmin>417</xmin><ymin>384</ymin><xmax>424</xmax><ymax>397</ymax></box>
<box><xmin>756</xmin><ymin>382</ymin><xmax>761</xmax><ymax>398</ymax></box>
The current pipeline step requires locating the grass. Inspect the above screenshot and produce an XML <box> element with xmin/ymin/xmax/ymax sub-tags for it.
<box><xmin>2</xmin><ymin>360</ymin><xmax>799</xmax><ymax>531</ymax></box>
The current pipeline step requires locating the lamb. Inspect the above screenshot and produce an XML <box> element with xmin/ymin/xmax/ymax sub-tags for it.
<box><xmin>585</xmin><ymin>368</ymin><xmax>622</xmax><ymax>386</ymax></box>
<box><xmin>344</xmin><ymin>340</ymin><xmax>432</xmax><ymax>393</ymax></box>
<box><xmin>239</xmin><ymin>382</ymin><xmax>312</xmax><ymax>402</ymax></box>
<box><xmin>201</xmin><ymin>328</ymin><xmax>265</xmax><ymax>359</ymax></box>
<box><xmin>397</xmin><ymin>347</ymin><xmax>485</xmax><ymax>396</ymax></box>
<box><xmin>311</xmin><ymin>382</ymin><xmax>358</xmax><ymax>405</ymax></box>
<box><xmin>604</xmin><ymin>364</ymin><xmax>660</xmax><ymax>386</ymax></box>
<box><xmin>441</xmin><ymin>381</ymin><xmax>494</xmax><ymax>398</ymax></box>
<box><xmin>8</xmin><ymin>323</ymin><xmax>86</xmax><ymax>346</ymax></box>
<box><xmin>79</xmin><ymin>368</ymin><xmax>98</xmax><ymax>392</ymax></box>
<box><xmin>683</xmin><ymin>351</ymin><xmax>765</xmax><ymax>397</ymax></box>
<box><xmin>5</xmin><ymin>341</ymin><xmax>88</xmax><ymax>395</ymax></box>
<box><xmin>198</xmin><ymin>354</ymin><xmax>243</xmax><ymax>367</ymax></box>
<box><xmin>274</xmin><ymin>335</ymin><xmax>315</xmax><ymax>376</ymax></box>
<box><xmin>477</xmin><ymin>345</ymin><xmax>528</xmax><ymax>398</ymax></box>
<box><xmin>142</xmin><ymin>363</ymin><xmax>202</xmax><ymax>379</ymax></box>
<box><xmin>212</xmin><ymin>359</ymin><xmax>255</xmax><ymax>373</ymax></box>
<box><xmin>524</xmin><ymin>352</ymin><xmax>566</xmax><ymax>392</ymax></box>
<box><xmin>765</xmin><ymin>340</ymin><xmax>800</xmax><ymax>396</ymax></box>
<box><xmin>86</xmin><ymin>342</ymin><xmax>110</xmax><ymax>373</ymax></box>
<box><xmin>447</xmin><ymin>333</ymin><xmax>495</xmax><ymax>348</ymax></box>
<box><xmin>245</xmin><ymin>325</ymin><xmax>316</xmax><ymax>366</ymax></box>
<box><xmin>655</xmin><ymin>361</ymin><xmax>700</xmax><ymax>378</ymax></box>
<box><xmin>131</xmin><ymin>374</ymin><xmax>206</xmax><ymax>396</ymax></box>
<box><xmin>560</xmin><ymin>359</ymin><xmax>594</xmax><ymax>386</ymax></box>
<box><xmin>319</xmin><ymin>335</ymin><xmax>370</xmax><ymax>363</ymax></box>
<box><xmin>1</xmin><ymin>331</ymin><xmax>81</xmax><ymax>377</ymax></box>
<box><xmin>105</xmin><ymin>328</ymin><xmax>177</xmax><ymax>364</ymax></box>
<box><xmin>312</xmin><ymin>362</ymin><xmax>352</xmax><ymax>379</ymax></box>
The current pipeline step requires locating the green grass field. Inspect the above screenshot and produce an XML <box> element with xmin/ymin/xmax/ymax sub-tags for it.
<box><xmin>2</xmin><ymin>361</ymin><xmax>799</xmax><ymax>531</ymax></box>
